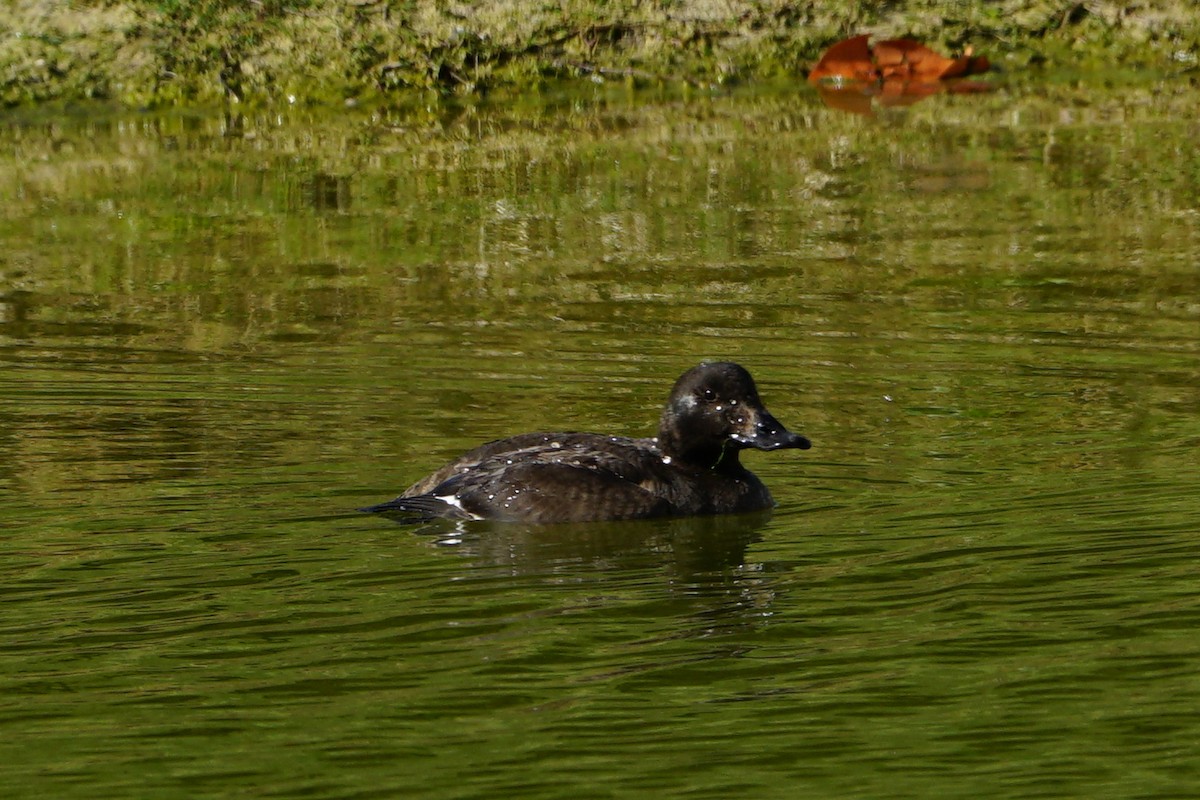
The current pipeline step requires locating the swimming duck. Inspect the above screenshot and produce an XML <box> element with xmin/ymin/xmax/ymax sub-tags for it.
<box><xmin>361</xmin><ymin>361</ymin><xmax>810</xmax><ymax>524</ymax></box>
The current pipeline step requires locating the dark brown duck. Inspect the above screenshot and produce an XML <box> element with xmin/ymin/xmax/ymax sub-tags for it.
<box><xmin>361</xmin><ymin>362</ymin><xmax>811</xmax><ymax>524</ymax></box>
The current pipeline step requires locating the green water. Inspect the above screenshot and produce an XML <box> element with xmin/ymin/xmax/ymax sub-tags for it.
<box><xmin>3</xmin><ymin>80</ymin><xmax>1200</xmax><ymax>798</ymax></box>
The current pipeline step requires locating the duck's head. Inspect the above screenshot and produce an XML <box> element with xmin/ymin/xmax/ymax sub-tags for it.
<box><xmin>657</xmin><ymin>362</ymin><xmax>811</xmax><ymax>468</ymax></box>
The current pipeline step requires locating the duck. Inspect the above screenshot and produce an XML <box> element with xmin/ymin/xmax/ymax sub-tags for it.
<box><xmin>360</xmin><ymin>361</ymin><xmax>811</xmax><ymax>524</ymax></box>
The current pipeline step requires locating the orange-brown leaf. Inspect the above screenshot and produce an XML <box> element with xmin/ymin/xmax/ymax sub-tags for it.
<box><xmin>940</xmin><ymin>55</ymin><xmax>974</xmax><ymax>79</ymax></box>
<box><xmin>938</xmin><ymin>54</ymin><xmax>991</xmax><ymax>80</ymax></box>
<box><xmin>809</xmin><ymin>34</ymin><xmax>992</xmax><ymax>111</ymax></box>
<box><xmin>967</xmin><ymin>55</ymin><xmax>990</xmax><ymax>76</ymax></box>
<box><xmin>874</xmin><ymin>38</ymin><xmax>958</xmax><ymax>81</ymax></box>
<box><xmin>808</xmin><ymin>34</ymin><xmax>877</xmax><ymax>82</ymax></box>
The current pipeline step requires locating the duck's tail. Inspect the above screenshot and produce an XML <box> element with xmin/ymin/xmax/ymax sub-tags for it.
<box><xmin>358</xmin><ymin>494</ymin><xmax>474</xmax><ymax>522</ymax></box>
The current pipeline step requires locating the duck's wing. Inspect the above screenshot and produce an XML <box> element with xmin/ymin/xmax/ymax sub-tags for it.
<box><xmin>446</xmin><ymin>459</ymin><xmax>675</xmax><ymax>523</ymax></box>
<box><xmin>384</xmin><ymin>436</ymin><xmax>676</xmax><ymax>523</ymax></box>
<box><xmin>397</xmin><ymin>432</ymin><xmax>601</xmax><ymax>497</ymax></box>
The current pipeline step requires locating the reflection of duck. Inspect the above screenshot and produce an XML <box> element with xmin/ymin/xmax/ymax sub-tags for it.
<box><xmin>419</xmin><ymin>512</ymin><xmax>782</xmax><ymax>639</ymax></box>
<box><xmin>362</xmin><ymin>362</ymin><xmax>811</xmax><ymax>524</ymax></box>
<box><xmin>426</xmin><ymin>511</ymin><xmax>774</xmax><ymax>576</ymax></box>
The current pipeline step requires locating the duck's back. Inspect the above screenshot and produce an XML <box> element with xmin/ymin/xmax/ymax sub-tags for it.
<box><xmin>398</xmin><ymin>432</ymin><xmax>640</xmax><ymax>495</ymax></box>
<box><xmin>366</xmin><ymin>431</ymin><xmax>772</xmax><ymax>523</ymax></box>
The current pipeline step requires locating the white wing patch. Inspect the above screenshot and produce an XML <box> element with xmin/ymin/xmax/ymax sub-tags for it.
<box><xmin>435</xmin><ymin>494</ymin><xmax>484</xmax><ymax>520</ymax></box>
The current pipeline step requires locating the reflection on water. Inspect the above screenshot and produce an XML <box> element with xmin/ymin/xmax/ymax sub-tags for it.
<box><xmin>417</xmin><ymin>512</ymin><xmax>780</xmax><ymax>644</ymax></box>
<box><xmin>2</xmin><ymin>81</ymin><xmax>1199</xmax><ymax>799</ymax></box>
<box><xmin>421</xmin><ymin>512</ymin><xmax>770</xmax><ymax>578</ymax></box>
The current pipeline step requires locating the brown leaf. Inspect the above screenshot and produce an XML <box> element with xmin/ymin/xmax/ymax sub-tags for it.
<box><xmin>808</xmin><ymin>34</ymin><xmax>877</xmax><ymax>83</ymax></box>
<box><xmin>874</xmin><ymin>39</ymin><xmax>958</xmax><ymax>81</ymax></box>
<box><xmin>939</xmin><ymin>56</ymin><xmax>970</xmax><ymax>79</ymax></box>
<box><xmin>809</xmin><ymin>35</ymin><xmax>994</xmax><ymax>114</ymax></box>
<box><xmin>809</xmin><ymin>35</ymin><xmax>992</xmax><ymax>85</ymax></box>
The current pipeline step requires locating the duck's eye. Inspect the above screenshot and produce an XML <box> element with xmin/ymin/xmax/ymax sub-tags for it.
<box><xmin>701</xmin><ymin>388</ymin><xmax>717</xmax><ymax>402</ymax></box>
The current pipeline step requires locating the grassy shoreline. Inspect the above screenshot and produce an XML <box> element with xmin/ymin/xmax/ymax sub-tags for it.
<box><xmin>3</xmin><ymin>1</ymin><xmax>1198</xmax><ymax>108</ymax></box>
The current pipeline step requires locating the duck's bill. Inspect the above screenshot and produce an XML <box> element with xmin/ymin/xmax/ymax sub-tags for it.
<box><xmin>734</xmin><ymin>411</ymin><xmax>812</xmax><ymax>451</ymax></box>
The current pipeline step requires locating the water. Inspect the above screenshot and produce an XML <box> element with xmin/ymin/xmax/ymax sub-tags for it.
<box><xmin>2</xmin><ymin>79</ymin><xmax>1200</xmax><ymax>798</ymax></box>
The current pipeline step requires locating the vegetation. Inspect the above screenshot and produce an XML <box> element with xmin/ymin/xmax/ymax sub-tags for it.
<box><xmin>2</xmin><ymin>1</ymin><xmax>1198</xmax><ymax>106</ymax></box>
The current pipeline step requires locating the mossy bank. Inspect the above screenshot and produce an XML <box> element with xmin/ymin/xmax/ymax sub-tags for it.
<box><xmin>3</xmin><ymin>0</ymin><xmax>1199</xmax><ymax>107</ymax></box>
